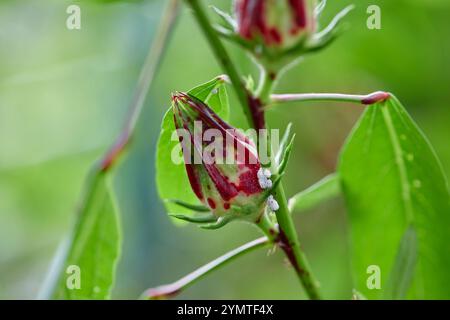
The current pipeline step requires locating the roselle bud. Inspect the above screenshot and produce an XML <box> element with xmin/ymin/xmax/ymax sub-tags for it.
<box><xmin>235</xmin><ymin>0</ymin><xmax>316</xmax><ymax>50</ymax></box>
<box><xmin>172</xmin><ymin>92</ymin><xmax>270</xmax><ymax>222</ymax></box>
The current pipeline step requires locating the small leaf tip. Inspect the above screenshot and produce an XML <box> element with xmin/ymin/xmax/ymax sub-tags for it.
<box><xmin>217</xmin><ymin>74</ymin><xmax>231</xmax><ymax>84</ymax></box>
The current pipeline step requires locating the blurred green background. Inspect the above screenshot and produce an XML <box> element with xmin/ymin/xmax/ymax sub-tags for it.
<box><xmin>0</xmin><ymin>0</ymin><xmax>449</xmax><ymax>299</ymax></box>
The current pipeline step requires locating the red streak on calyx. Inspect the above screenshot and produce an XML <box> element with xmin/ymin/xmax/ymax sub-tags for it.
<box><xmin>185</xmin><ymin>164</ymin><xmax>204</xmax><ymax>200</ymax></box>
<box><xmin>237</xmin><ymin>164</ymin><xmax>262</xmax><ymax>195</ymax></box>
<box><xmin>172</xmin><ymin>92</ymin><xmax>264</xmax><ymax>205</ymax></box>
<box><xmin>205</xmin><ymin>164</ymin><xmax>239</xmax><ymax>201</ymax></box>
<box><xmin>238</xmin><ymin>0</ymin><xmax>283</xmax><ymax>46</ymax></box>
<box><xmin>289</xmin><ymin>0</ymin><xmax>307</xmax><ymax>34</ymax></box>
<box><xmin>173</xmin><ymin>104</ymin><xmax>204</xmax><ymax>201</ymax></box>
<box><xmin>207</xmin><ymin>198</ymin><xmax>216</xmax><ymax>209</ymax></box>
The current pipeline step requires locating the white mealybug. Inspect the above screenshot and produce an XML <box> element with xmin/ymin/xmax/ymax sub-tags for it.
<box><xmin>267</xmin><ymin>195</ymin><xmax>279</xmax><ymax>212</ymax></box>
<box><xmin>257</xmin><ymin>168</ymin><xmax>272</xmax><ymax>189</ymax></box>
<box><xmin>263</xmin><ymin>168</ymin><xmax>271</xmax><ymax>178</ymax></box>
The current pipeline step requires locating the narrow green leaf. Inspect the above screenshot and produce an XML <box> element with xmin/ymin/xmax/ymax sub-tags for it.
<box><xmin>288</xmin><ymin>173</ymin><xmax>340</xmax><ymax>213</ymax></box>
<box><xmin>314</xmin><ymin>0</ymin><xmax>327</xmax><ymax>18</ymax></box>
<box><xmin>165</xmin><ymin>199</ymin><xmax>210</xmax><ymax>212</ymax></box>
<box><xmin>48</xmin><ymin>174</ymin><xmax>121</xmax><ymax>299</ymax></box>
<box><xmin>156</xmin><ymin>76</ymin><xmax>229</xmax><ymax>218</ymax></box>
<box><xmin>277</xmin><ymin>133</ymin><xmax>295</xmax><ymax>176</ymax></box>
<box><xmin>211</xmin><ymin>5</ymin><xmax>237</xmax><ymax>30</ymax></box>
<box><xmin>170</xmin><ymin>213</ymin><xmax>216</xmax><ymax>224</ymax></box>
<box><xmin>339</xmin><ymin>95</ymin><xmax>450</xmax><ymax>299</ymax></box>
<box><xmin>384</xmin><ymin>227</ymin><xmax>418</xmax><ymax>300</ymax></box>
<box><xmin>275</xmin><ymin>123</ymin><xmax>292</xmax><ymax>166</ymax></box>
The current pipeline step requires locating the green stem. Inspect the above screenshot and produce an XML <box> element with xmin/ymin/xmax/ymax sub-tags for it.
<box><xmin>272</xmin><ymin>184</ymin><xmax>322</xmax><ymax>299</ymax></box>
<box><xmin>142</xmin><ymin>237</ymin><xmax>270</xmax><ymax>299</ymax></box>
<box><xmin>270</xmin><ymin>91</ymin><xmax>390</xmax><ymax>106</ymax></box>
<box><xmin>185</xmin><ymin>0</ymin><xmax>322</xmax><ymax>300</ymax></box>
<box><xmin>256</xmin><ymin>67</ymin><xmax>276</xmax><ymax>105</ymax></box>
<box><xmin>256</xmin><ymin>56</ymin><xmax>322</xmax><ymax>300</ymax></box>
<box><xmin>100</xmin><ymin>0</ymin><xmax>181</xmax><ymax>171</ymax></box>
<box><xmin>256</xmin><ymin>212</ymin><xmax>278</xmax><ymax>242</ymax></box>
<box><xmin>185</xmin><ymin>0</ymin><xmax>255</xmax><ymax>128</ymax></box>
<box><xmin>256</xmin><ymin>69</ymin><xmax>275</xmax><ymax>164</ymax></box>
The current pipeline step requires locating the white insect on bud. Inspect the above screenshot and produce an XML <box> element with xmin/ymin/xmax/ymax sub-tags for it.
<box><xmin>267</xmin><ymin>195</ymin><xmax>279</xmax><ymax>212</ymax></box>
<box><xmin>257</xmin><ymin>168</ymin><xmax>273</xmax><ymax>189</ymax></box>
<box><xmin>262</xmin><ymin>168</ymin><xmax>271</xmax><ymax>178</ymax></box>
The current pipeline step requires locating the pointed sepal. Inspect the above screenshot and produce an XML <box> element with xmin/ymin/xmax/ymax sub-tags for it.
<box><xmin>275</xmin><ymin>123</ymin><xmax>293</xmax><ymax>165</ymax></box>
<box><xmin>211</xmin><ymin>5</ymin><xmax>237</xmax><ymax>31</ymax></box>
<box><xmin>200</xmin><ymin>216</ymin><xmax>232</xmax><ymax>230</ymax></box>
<box><xmin>170</xmin><ymin>213</ymin><xmax>217</xmax><ymax>224</ymax></box>
<box><xmin>306</xmin><ymin>5</ymin><xmax>354</xmax><ymax>53</ymax></box>
<box><xmin>165</xmin><ymin>199</ymin><xmax>210</xmax><ymax>212</ymax></box>
<box><xmin>277</xmin><ymin>133</ymin><xmax>296</xmax><ymax>176</ymax></box>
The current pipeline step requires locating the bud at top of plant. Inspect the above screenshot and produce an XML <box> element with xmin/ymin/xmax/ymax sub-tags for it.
<box><xmin>235</xmin><ymin>0</ymin><xmax>316</xmax><ymax>50</ymax></box>
<box><xmin>172</xmin><ymin>92</ymin><xmax>268</xmax><ymax>221</ymax></box>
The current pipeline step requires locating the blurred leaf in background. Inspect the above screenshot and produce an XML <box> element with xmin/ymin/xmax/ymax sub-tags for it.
<box><xmin>47</xmin><ymin>175</ymin><xmax>121</xmax><ymax>300</ymax></box>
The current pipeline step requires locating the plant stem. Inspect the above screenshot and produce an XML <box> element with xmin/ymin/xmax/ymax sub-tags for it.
<box><xmin>272</xmin><ymin>184</ymin><xmax>322</xmax><ymax>299</ymax></box>
<box><xmin>270</xmin><ymin>91</ymin><xmax>390</xmax><ymax>106</ymax></box>
<box><xmin>185</xmin><ymin>0</ymin><xmax>256</xmax><ymax>128</ymax></box>
<box><xmin>142</xmin><ymin>237</ymin><xmax>270</xmax><ymax>299</ymax></box>
<box><xmin>256</xmin><ymin>212</ymin><xmax>279</xmax><ymax>241</ymax></box>
<box><xmin>256</xmin><ymin>67</ymin><xmax>277</xmax><ymax>105</ymax></box>
<box><xmin>185</xmin><ymin>0</ymin><xmax>322</xmax><ymax>300</ymax></box>
<box><xmin>256</xmin><ymin>57</ymin><xmax>322</xmax><ymax>300</ymax></box>
<box><xmin>101</xmin><ymin>0</ymin><xmax>180</xmax><ymax>171</ymax></box>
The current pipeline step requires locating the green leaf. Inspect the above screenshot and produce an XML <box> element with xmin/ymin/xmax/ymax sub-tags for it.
<box><xmin>43</xmin><ymin>174</ymin><xmax>121</xmax><ymax>299</ymax></box>
<box><xmin>156</xmin><ymin>76</ymin><xmax>229</xmax><ymax>218</ymax></box>
<box><xmin>384</xmin><ymin>227</ymin><xmax>418</xmax><ymax>300</ymax></box>
<box><xmin>288</xmin><ymin>173</ymin><xmax>340</xmax><ymax>213</ymax></box>
<box><xmin>339</xmin><ymin>95</ymin><xmax>450</xmax><ymax>299</ymax></box>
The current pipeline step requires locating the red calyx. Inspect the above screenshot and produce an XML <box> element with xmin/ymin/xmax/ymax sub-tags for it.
<box><xmin>289</xmin><ymin>0</ymin><xmax>307</xmax><ymax>34</ymax></box>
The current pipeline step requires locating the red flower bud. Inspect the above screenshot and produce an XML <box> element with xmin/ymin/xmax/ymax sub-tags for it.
<box><xmin>172</xmin><ymin>92</ymin><xmax>267</xmax><ymax>220</ymax></box>
<box><xmin>235</xmin><ymin>0</ymin><xmax>316</xmax><ymax>49</ymax></box>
